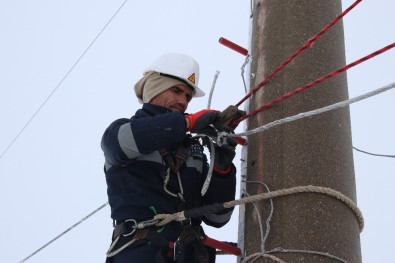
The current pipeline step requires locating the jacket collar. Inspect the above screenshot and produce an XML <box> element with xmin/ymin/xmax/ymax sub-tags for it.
<box><xmin>138</xmin><ymin>103</ymin><xmax>172</xmax><ymax>117</ymax></box>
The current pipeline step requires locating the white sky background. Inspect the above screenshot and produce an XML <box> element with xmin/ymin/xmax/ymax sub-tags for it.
<box><xmin>0</xmin><ymin>1</ymin><xmax>394</xmax><ymax>262</ymax></box>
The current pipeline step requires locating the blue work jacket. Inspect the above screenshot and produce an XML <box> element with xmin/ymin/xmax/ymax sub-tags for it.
<box><xmin>101</xmin><ymin>103</ymin><xmax>236</xmax><ymax>244</ymax></box>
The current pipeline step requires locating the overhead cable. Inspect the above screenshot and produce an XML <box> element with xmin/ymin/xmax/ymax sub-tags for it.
<box><xmin>353</xmin><ymin>146</ymin><xmax>395</xmax><ymax>158</ymax></box>
<box><xmin>0</xmin><ymin>0</ymin><xmax>129</xmax><ymax>161</ymax></box>
<box><xmin>17</xmin><ymin>80</ymin><xmax>394</xmax><ymax>262</ymax></box>
<box><xmin>19</xmin><ymin>202</ymin><xmax>108</xmax><ymax>262</ymax></box>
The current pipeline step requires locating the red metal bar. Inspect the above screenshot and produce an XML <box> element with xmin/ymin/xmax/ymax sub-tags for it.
<box><xmin>203</xmin><ymin>236</ymin><xmax>241</xmax><ymax>256</ymax></box>
<box><xmin>219</xmin><ymin>37</ymin><xmax>248</xmax><ymax>56</ymax></box>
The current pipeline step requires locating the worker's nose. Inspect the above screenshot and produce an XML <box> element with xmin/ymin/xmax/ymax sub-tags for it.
<box><xmin>178</xmin><ymin>95</ymin><xmax>188</xmax><ymax>108</ymax></box>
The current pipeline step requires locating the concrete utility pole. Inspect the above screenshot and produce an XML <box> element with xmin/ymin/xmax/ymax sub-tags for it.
<box><xmin>239</xmin><ymin>0</ymin><xmax>362</xmax><ymax>262</ymax></box>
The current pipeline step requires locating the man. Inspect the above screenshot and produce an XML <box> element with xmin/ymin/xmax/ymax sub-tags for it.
<box><xmin>101</xmin><ymin>53</ymin><xmax>237</xmax><ymax>263</ymax></box>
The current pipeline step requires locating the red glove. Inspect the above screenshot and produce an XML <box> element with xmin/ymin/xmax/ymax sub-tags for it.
<box><xmin>185</xmin><ymin>110</ymin><xmax>220</xmax><ymax>133</ymax></box>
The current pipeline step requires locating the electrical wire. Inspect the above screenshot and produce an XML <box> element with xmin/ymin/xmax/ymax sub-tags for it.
<box><xmin>17</xmin><ymin>81</ymin><xmax>394</xmax><ymax>263</ymax></box>
<box><xmin>0</xmin><ymin>0</ymin><xmax>129</xmax><ymax>161</ymax></box>
<box><xmin>353</xmin><ymin>146</ymin><xmax>395</xmax><ymax>158</ymax></box>
<box><xmin>19</xmin><ymin>202</ymin><xmax>109</xmax><ymax>262</ymax></box>
<box><xmin>15</xmin><ymin>82</ymin><xmax>392</xmax><ymax>263</ymax></box>
<box><xmin>13</xmin><ymin>1</ymin><xmax>394</xmax><ymax>261</ymax></box>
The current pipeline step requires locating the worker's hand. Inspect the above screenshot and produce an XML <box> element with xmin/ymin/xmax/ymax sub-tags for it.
<box><xmin>185</xmin><ymin>110</ymin><xmax>220</xmax><ymax>133</ymax></box>
<box><xmin>213</xmin><ymin>143</ymin><xmax>236</xmax><ymax>174</ymax></box>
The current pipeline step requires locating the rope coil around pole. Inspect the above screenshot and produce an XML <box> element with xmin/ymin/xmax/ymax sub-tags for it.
<box><xmin>20</xmin><ymin>81</ymin><xmax>395</xmax><ymax>262</ymax></box>
<box><xmin>154</xmin><ymin>185</ymin><xmax>364</xmax><ymax>232</ymax></box>
<box><xmin>224</xmin><ymin>185</ymin><xmax>364</xmax><ymax>231</ymax></box>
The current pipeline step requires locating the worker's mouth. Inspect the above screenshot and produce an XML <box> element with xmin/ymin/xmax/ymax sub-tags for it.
<box><xmin>170</xmin><ymin>106</ymin><xmax>185</xmax><ymax>113</ymax></box>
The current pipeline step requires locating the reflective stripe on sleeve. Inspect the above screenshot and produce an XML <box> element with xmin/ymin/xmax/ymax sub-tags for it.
<box><xmin>118</xmin><ymin>123</ymin><xmax>140</xmax><ymax>159</ymax></box>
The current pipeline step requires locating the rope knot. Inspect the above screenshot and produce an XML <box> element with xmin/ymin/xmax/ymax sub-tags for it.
<box><xmin>154</xmin><ymin>212</ymin><xmax>186</xmax><ymax>226</ymax></box>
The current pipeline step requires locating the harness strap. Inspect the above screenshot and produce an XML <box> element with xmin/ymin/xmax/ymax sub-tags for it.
<box><xmin>159</xmin><ymin>143</ymin><xmax>189</xmax><ymax>210</ymax></box>
<box><xmin>107</xmin><ymin>221</ymin><xmax>223</xmax><ymax>263</ymax></box>
<box><xmin>159</xmin><ymin>148</ymin><xmax>176</xmax><ymax>171</ymax></box>
<box><xmin>107</xmin><ymin>224</ymin><xmax>173</xmax><ymax>262</ymax></box>
<box><xmin>159</xmin><ymin>145</ymin><xmax>189</xmax><ymax>174</ymax></box>
<box><xmin>173</xmin><ymin>225</ymin><xmax>209</xmax><ymax>263</ymax></box>
<box><xmin>145</xmin><ymin>229</ymin><xmax>174</xmax><ymax>263</ymax></box>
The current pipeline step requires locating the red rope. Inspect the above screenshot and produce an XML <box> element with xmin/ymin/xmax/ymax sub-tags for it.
<box><xmin>235</xmin><ymin>0</ymin><xmax>362</xmax><ymax>107</ymax></box>
<box><xmin>233</xmin><ymin>42</ymin><xmax>395</xmax><ymax>126</ymax></box>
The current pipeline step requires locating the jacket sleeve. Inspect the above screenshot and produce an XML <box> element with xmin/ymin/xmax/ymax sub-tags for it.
<box><xmin>101</xmin><ymin>112</ymin><xmax>187</xmax><ymax>167</ymax></box>
<box><xmin>202</xmin><ymin>162</ymin><xmax>237</xmax><ymax>228</ymax></box>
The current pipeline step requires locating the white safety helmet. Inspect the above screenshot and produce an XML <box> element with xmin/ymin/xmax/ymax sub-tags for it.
<box><xmin>143</xmin><ymin>53</ymin><xmax>205</xmax><ymax>97</ymax></box>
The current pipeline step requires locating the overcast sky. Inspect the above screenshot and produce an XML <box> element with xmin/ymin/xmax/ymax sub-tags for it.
<box><xmin>1</xmin><ymin>1</ymin><xmax>394</xmax><ymax>263</ymax></box>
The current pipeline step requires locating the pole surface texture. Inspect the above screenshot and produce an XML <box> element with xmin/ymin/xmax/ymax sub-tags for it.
<box><xmin>241</xmin><ymin>0</ymin><xmax>362</xmax><ymax>262</ymax></box>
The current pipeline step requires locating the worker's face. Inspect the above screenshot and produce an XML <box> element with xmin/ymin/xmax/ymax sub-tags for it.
<box><xmin>150</xmin><ymin>84</ymin><xmax>193</xmax><ymax>113</ymax></box>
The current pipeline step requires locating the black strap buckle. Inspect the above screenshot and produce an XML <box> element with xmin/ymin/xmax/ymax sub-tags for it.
<box><xmin>180</xmin><ymin>218</ymin><xmax>191</xmax><ymax>227</ymax></box>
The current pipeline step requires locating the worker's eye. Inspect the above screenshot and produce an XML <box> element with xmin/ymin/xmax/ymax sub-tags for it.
<box><xmin>172</xmin><ymin>87</ymin><xmax>181</xmax><ymax>93</ymax></box>
<box><xmin>171</xmin><ymin>86</ymin><xmax>192</xmax><ymax>102</ymax></box>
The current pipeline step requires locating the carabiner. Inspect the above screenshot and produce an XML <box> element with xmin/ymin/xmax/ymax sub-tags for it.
<box><xmin>216</xmin><ymin>131</ymin><xmax>229</xmax><ymax>147</ymax></box>
<box><xmin>122</xmin><ymin>219</ymin><xmax>137</xmax><ymax>237</ymax></box>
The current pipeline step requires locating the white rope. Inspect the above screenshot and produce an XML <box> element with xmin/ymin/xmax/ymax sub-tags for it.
<box><xmin>21</xmin><ymin>82</ymin><xmax>393</xmax><ymax>262</ymax></box>
<box><xmin>207</xmin><ymin>71</ymin><xmax>220</xmax><ymax>109</ymax></box>
<box><xmin>193</xmin><ymin>134</ymin><xmax>216</xmax><ymax>196</ymax></box>
<box><xmin>233</xmin><ymin>80</ymin><xmax>395</xmax><ymax>263</ymax></box>
<box><xmin>240</xmin><ymin>183</ymin><xmax>349</xmax><ymax>263</ymax></box>
<box><xmin>241</xmin><ymin>55</ymin><xmax>251</xmax><ymax>93</ymax></box>
<box><xmin>243</xmin><ymin>181</ymin><xmax>274</xmax><ymax>253</ymax></box>
<box><xmin>265</xmin><ymin>247</ymin><xmax>349</xmax><ymax>263</ymax></box>
<box><xmin>231</xmin><ymin>81</ymin><xmax>395</xmax><ymax>138</ymax></box>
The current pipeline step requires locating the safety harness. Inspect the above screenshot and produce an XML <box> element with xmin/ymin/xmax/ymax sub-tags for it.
<box><xmin>106</xmin><ymin>218</ymin><xmax>240</xmax><ymax>263</ymax></box>
<box><xmin>106</xmin><ymin>136</ymin><xmax>241</xmax><ymax>262</ymax></box>
<box><xmin>106</xmin><ymin>139</ymin><xmax>209</xmax><ymax>262</ymax></box>
<box><xmin>159</xmin><ymin>143</ymin><xmax>189</xmax><ymax>206</ymax></box>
